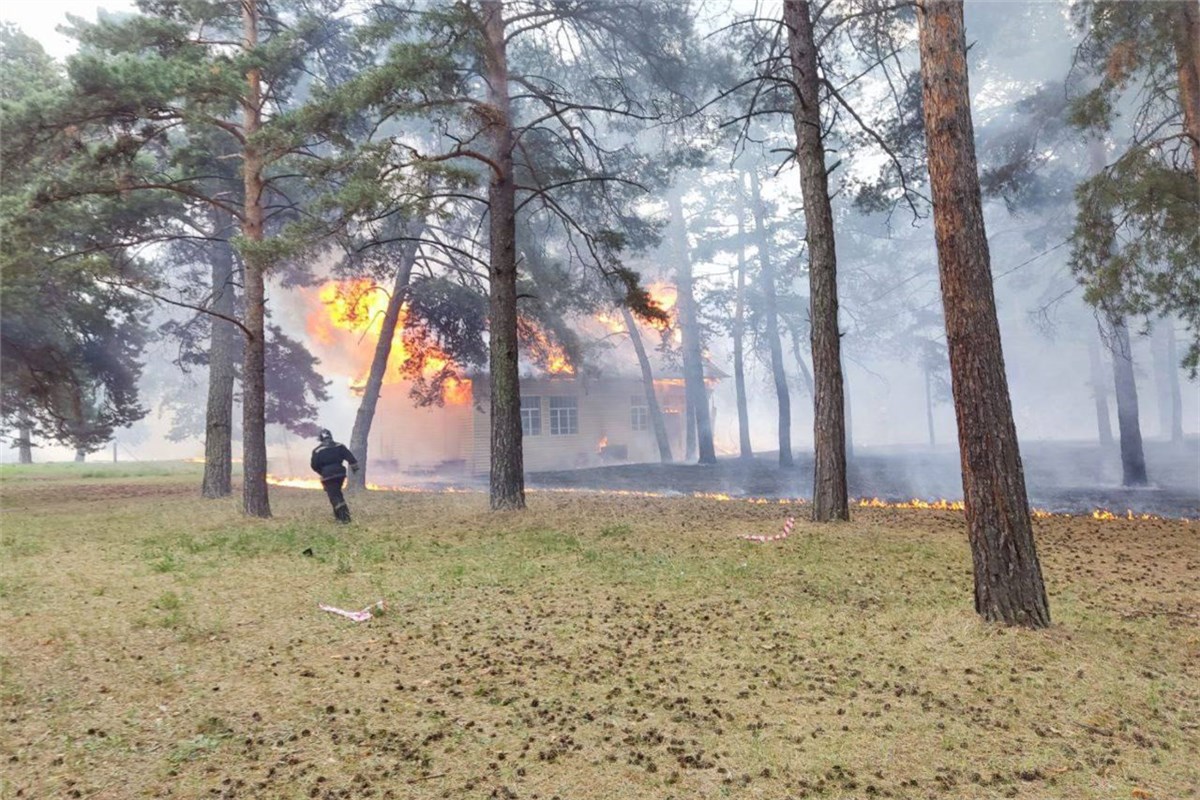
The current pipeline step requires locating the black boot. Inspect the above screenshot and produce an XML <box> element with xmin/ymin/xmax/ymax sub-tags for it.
<box><xmin>334</xmin><ymin>503</ymin><xmax>351</xmax><ymax>524</ymax></box>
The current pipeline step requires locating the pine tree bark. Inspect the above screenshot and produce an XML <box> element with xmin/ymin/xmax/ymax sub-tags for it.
<box><xmin>1165</xmin><ymin>321</ymin><xmax>1184</xmax><ymax>444</ymax></box>
<box><xmin>747</xmin><ymin>170</ymin><xmax>792</xmax><ymax>466</ymax></box>
<box><xmin>1106</xmin><ymin>315</ymin><xmax>1149</xmax><ymax>485</ymax></box>
<box><xmin>240</xmin><ymin>0</ymin><xmax>270</xmax><ymax>518</ymax></box>
<box><xmin>918</xmin><ymin>0</ymin><xmax>1050</xmax><ymax>628</ymax></box>
<box><xmin>1169</xmin><ymin>0</ymin><xmax>1200</xmax><ymax>186</ymax></box>
<box><xmin>732</xmin><ymin>181</ymin><xmax>753</xmax><ymax>460</ymax></box>
<box><xmin>202</xmin><ymin>212</ymin><xmax>237</xmax><ymax>498</ymax></box>
<box><xmin>16</xmin><ymin>422</ymin><xmax>32</xmax><ymax>464</ymax></box>
<box><xmin>483</xmin><ymin>0</ymin><xmax>524</xmax><ymax>510</ymax></box>
<box><xmin>621</xmin><ymin>306</ymin><xmax>673</xmax><ymax>463</ymax></box>
<box><xmin>1087</xmin><ymin>332</ymin><xmax>1115</xmax><ymax>448</ymax></box>
<box><xmin>347</xmin><ymin>225</ymin><xmax>422</xmax><ymax>491</ymax></box>
<box><xmin>668</xmin><ymin>192</ymin><xmax>716</xmax><ymax>465</ymax></box>
<box><xmin>784</xmin><ymin>0</ymin><xmax>848</xmax><ymax>519</ymax></box>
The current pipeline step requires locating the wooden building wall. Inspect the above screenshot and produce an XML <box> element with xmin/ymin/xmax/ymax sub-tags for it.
<box><xmin>366</xmin><ymin>382</ymin><xmax>473</xmax><ymax>473</ymax></box>
<box><xmin>469</xmin><ymin>376</ymin><xmax>688</xmax><ymax>474</ymax></box>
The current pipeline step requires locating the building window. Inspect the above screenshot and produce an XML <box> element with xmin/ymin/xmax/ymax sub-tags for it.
<box><xmin>521</xmin><ymin>396</ymin><xmax>541</xmax><ymax>436</ymax></box>
<box><xmin>549</xmin><ymin>396</ymin><xmax>578</xmax><ymax>435</ymax></box>
<box><xmin>630</xmin><ymin>395</ymin><xmax>649</xmax><ymax>431</ymax></box>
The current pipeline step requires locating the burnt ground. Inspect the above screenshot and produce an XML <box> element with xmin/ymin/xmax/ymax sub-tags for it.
<box><xmin>524</xmin><ymin>439</ymin><xmax>1200</xmax><ymax>519</ymax></box>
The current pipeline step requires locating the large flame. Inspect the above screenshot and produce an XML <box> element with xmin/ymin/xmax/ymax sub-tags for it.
<box><xmin>596</xmin><ymin>281</ymin><xmax>679</xmax><ymax>339</ymax></box>
<box><xmin>307</xmin><ymin>279</ymin><xmax>471</xmax><ymax>405</ymax></box>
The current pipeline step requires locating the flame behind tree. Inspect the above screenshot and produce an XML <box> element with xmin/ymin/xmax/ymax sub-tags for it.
<box><xmin>308</xmin><ymin>276</ymin><xmax>484</xmax><ymax>407</ymax></box>
<box><xmin>517</xmin><ymin>317</ymin><xmax>576</xmax><ymax>376</ymax></box>
<box><xmin>310</xmin><ymin>274</ymin><xmax>576</xmax><ymax>405</ymax></box>
<box><xmin>596</xmin><ymin>282</ymin><xmax>677</xmax><ymax>340</ymax></box>
<box><xmin>592</xmin><ymin>280</ymin><xmax>676</xmax><ymax>464</ymax></box>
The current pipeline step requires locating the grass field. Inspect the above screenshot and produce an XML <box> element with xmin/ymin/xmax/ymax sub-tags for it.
<box><xmin>1</xmin><ymin>462</ymin><xmax>1197</xmax><ymax>799</ymax></box>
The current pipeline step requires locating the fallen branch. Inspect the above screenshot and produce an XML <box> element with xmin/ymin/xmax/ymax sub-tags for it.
<box><xmin>1072</xmin><ymin>721</ymin><xmax>1114</xmax><ymax>737</ymax></box>
<box><xmin>406</xmin><ymin>773</ymin><xmax>448</xmax><ymax>784</ymax></box>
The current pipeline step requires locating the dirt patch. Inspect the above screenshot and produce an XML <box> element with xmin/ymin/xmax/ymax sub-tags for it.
<box><xmin>1</xmin><ymin>479</ymin><xmax>200</xmax><ymax>508</ymax></box>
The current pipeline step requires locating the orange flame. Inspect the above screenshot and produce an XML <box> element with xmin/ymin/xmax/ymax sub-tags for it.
<box><xmin>594</xmin><ymin>282</ymin><xmax>679</xmax><ymax>340</ymax></box>
<box><xmin>519</xmin><ymin>317</ymin><xmax>574</xmax><ymax>375</ymax></box>
<box><xmin>856</xmin><ymin>498</ymin><xmax>1180</xmax><ymax>522</ymax></box>
<box><xmin>307</xmin><ymin>279</ymin><xmax>470</xmax><ymax>405</ymax></box>
<box><xmin>644</xmin><ymin>281</ymin><xmax>677</xmax><ymax>333</ymax></box>
<box><xmin>857</xmin><ymin>497</ymin><xmax>966</xmax><ymax>511</ymax></box>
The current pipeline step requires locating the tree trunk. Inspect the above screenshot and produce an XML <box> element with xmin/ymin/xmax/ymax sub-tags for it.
<box><xmin>747</xmin><ymin>170</ymin><xmax>792</xmax><ymax>466</ymax></box>
<box><xmin>784</xmin><ymin>0</ymin><xmax>848</xmax><ymax>520</ymax></box>
<box><xmin>1169</xmin><ymin>0</ymin><xmax>1200</xmax><ymax>186</ymax></box>
<box><xmin>1087</xmin><ymin>332</ymin><xmax>1115</xmax><ymax>448</ymax></box>
<box><xmin>1165</xmin><ymin>322</ymin><xmax>1184</xmax><ymax>444</ymax></box>
<box><xmin>1152</xmin><ymin>322</ymin><xmax>1173</xmax><ymax>441</ymax></box>
<box><xmin>240</xmin><ymin>0</ymin><xmax>270</xmax><ymax>518</ymax></box>
<box><xmin>924</xmin><ymin>366</ymin><xmax>937</xmax><ymax>447</ymax></box>
<box><xmin>1106</xmin><ymin>315</ymin><xmax>1149</xmax><ymax>486</ymax></box>
<box><xmin>483</xmin><ymin>0</ymin><xmax>524</xmax><ymax>510</ymax></box>
<box><xmin>844</xmin><ymin>367</ymin><xmax>855</xmax><ymax>461</ymax></box>
<box><xmin>16</xmin><ymin>422</ymin><xmax>32</xmax><ymax>464</ymax></box>
<box><xmin>74</xmin><ymin>447</ymin><xmax>85</xmax><ymax>463</ymax></box>
<box><xmin>668</xmin><ymin>192</ymin><xmax>716</xmax><ymax>465</ymax></box>
<box><xmin>685</xmin><ymin>399</ymin><xmax>697</xmax><ymax>461</ymax></box>
<box><xmin>732</xmin><ymin>181</ymin><xmax>753</xmax><ymax>460</ymax></box>
<box><xmin>347</xmin><ymin>224</ymin><xmax>422</xmax><ymax>491</ymax></box>
<box><xmin>621</xmin><ymin>306</ymin><xmax>673</xmax><ymax>463</ymax></box>
<box><xmin>918</xmin><ymin>0</ymin><xmax>1050</xmax><ymax>628</ymax></box>
<box><xmin>202</xmin><ymin>212</ymin><xmax>237</xmax><ymax>498</ymax></box>
<box><xmin>788</xmin><ymin>325</ymin><xmax>816</xmax><ymax>397</ymax></box>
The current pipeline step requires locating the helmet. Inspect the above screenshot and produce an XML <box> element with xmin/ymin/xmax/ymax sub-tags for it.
<box><xmin>318</xmin><ymin>429</ymin><xmax>333</xmax><ymax>443</ymax></box>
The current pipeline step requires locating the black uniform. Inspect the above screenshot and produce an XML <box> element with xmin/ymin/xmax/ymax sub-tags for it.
<box><xmin>311</xmin><ymin>440</ymin><xmax>358</xmax><ymax>522</ymax></box>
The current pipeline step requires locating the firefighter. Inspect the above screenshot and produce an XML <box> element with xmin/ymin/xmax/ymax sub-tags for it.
<box><xmin>310</xmin><ymin>429</ymin><xmax>359</xmax><ymax>523</ymax></box>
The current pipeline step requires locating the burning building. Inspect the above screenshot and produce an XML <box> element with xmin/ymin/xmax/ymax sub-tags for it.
<box><xmin>301</xmin><ymin>278</ymin><xmax>724</xmax><ymax>477</ymax></box>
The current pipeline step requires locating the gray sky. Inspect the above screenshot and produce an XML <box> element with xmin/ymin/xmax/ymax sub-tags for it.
<box><xmin>2</xmin><ymin>0</ymin><xmax>134</xmax><ymax>59</ymax></box>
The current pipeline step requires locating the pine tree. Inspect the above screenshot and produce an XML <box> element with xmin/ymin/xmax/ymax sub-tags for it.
<box><xmin>1</xmin><ymin>24</ymin><xmax>150</xmax><ymax>456</ymax></box>
<box><xmin>917</xmin><ymin>0</ymin><xmax>1050</xmax><ymax>628</ymax></box>
<box><xmin>1069</xmin><ymin>0</ymin><xmax>1200</xmax><ymax>373</ymax></box>
<box><xmin>784</xmin><ymin>0</ymin><xmax>848</xmax><ymax>520</ymax></box>
<box><xmin>39</xmin><ymin>1</ymin><xmax>353</xmax><ymax>515</ymax></box>
<box><xmin>313</xmin><ymin>0</ymin><xmax>691</xmax><ymax>509</ymax></box>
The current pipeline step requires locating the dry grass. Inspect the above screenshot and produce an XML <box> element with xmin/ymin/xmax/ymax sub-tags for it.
<box><xmin>1</xmin><ymin>463</ymin><xmax>1197</xmax><ymax>800</ymax></box>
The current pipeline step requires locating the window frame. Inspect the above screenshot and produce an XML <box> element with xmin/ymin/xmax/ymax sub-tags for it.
<box><xmin>548</xmin><ymin>395</ymin><xmax>579</xmax><ymax>436</ymax></box>
<box><xmin>630</xmin><ymin>395</ymin><xmax>649</xmax><ymax>432</ymax></box>
<box><xmin>520</xmin><ymin>395</ymin><xmax>542</xmax><ymax>436</ymax></box>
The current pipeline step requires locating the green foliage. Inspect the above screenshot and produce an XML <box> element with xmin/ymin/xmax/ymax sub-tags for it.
<box><xmin>400</xmin><ymin>275</ymin><xmax>488</xmax><ymax>406</ymax></box>
<box><xmin>1070</xmin><ymin>147</ymin><xmax>1200</xmax><ymax>370</ymax></box>
<box><xmin>0</xmin><ymin>24</ymin><xmax>152</xmax><ymax>452</ymax></box>
<box><xmin>1068</xmin><ymin>0</ymin><xmax>1199</xmax><ymax>372</ymax></box>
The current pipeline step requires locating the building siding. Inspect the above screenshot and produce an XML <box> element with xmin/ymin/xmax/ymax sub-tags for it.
<box><xmin>469</xmin><ymin>376</ymin><xmax>682</xmax><ymax>474</ymax></box>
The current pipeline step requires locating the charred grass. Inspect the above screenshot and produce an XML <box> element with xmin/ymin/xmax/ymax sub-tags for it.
<box><xmin>1</xmin><ymin>467</ymin><xmax>1197</xmax><ymax>799</ymax></box>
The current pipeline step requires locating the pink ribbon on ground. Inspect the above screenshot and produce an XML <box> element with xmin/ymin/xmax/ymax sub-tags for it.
<box><xmin>318</xmin><ymin>600</ymin><xmax>384</xmax><ymax>622</ymax></box>
<box><xmin>741</xmin><ymin>516</ymin><xmax>795</xmax><ymax>543</ymax></box>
